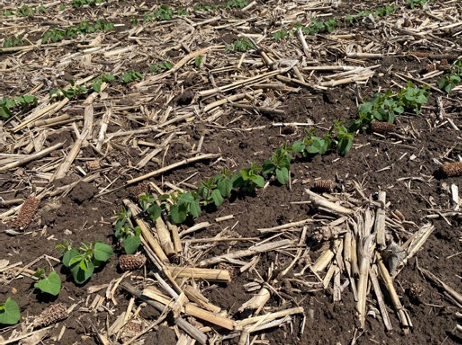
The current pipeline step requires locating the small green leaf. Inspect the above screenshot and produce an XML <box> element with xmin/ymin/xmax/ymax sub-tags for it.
<box><xmin>93</xmin><ymin>242</ymin><xmax>113</xmax><ymax>262</ymax></box>
<box><xmin>253</xmin><ymin>175</ymin><xmax>265</xmax><ymax>188</ymax></box>
<box><xmin>123</xmin><ymin>235</ymin><xmax>141</xmax><ymax>254</ymax></box>
<box><xmin>71</xmin><ymin>261</ymin><xmax>94</xmax><ymax>284</ymax></box>
<box><xmin>275</xmin><ymin>167</ymin><xmax>289</xmax><ymax>185</ymax></box>
<box><xmin>291</xmin><ymin>141</ymin><xmax>305</xmax><ymax>153</ymax></box>
<box><xmin>211</xmin><ymin>189</ymin><xmax>224</xmax><ymax>206</ymax></box>
<box><xmin>189</xmin><ymin>199</ymin><xmax>201</xmax><ymax>218</ymax></box>
<box><xmin>170</xmin><ymin>204</ymin><xmax>187</xmax><ymax>224</ymax></box>
<box><xmin>178</xmin><ymin>192</ymin><xmax>195</xmax><ymax>204</ymax></box>
<box><xmin>34</xmin><ymin>271</ymin><xmax>61</xmax><ymax>296</ymax></box>
<box><xmin>0</xmin><ymin>298</ymin><xmax>20</xmax><ymax>325</ymax></box>
<box><xmin>217</xmin><ymin>178</ymin><xmax>233</xmax><ymax>197</ymax></box>
<box><xmin>147</xmin><ymin>204</ymin><xmax>162</xmax><ymax>222</ymax></box>
<box><xmin>62</xmin><ymin>248</ymin><xmax>80</xmax><ymax>267</ymax></box>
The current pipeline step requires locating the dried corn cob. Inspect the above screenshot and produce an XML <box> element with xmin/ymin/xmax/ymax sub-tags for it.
<box><xmin>440</xmin><ymin>162</ymin><xmax>462</xmax><ymax>177</ymax></box>
<box><xmin>128</xmin><ymin>182</ymin><xmax>150</xmax><ymax>199</ymax></box>
<box><xmin>12</xmin><ymin>194</ymin><xmax>40</xmax><ymax>230</ymax></box>
<box><xmin>312</xmin><ymin>179</ymin><xmax>334</xmax><ymax>193</ymax></box>
<box><xmin>369</xmin><ymin>121</ymin><xmax>396</xmax><ymax>134</ymax></box>
<box><xmin>33</xmin><ymin>303</ymin><xmax>68</xmax><ymax>329</ymax></box>
<box><xmin>119</xmin><ymin>254</ymin><xmax>147</xmax><ymax>271</ymax></box>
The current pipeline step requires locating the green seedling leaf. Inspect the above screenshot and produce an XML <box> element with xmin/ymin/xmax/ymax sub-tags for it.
<box><xmin>62</xmin><ymin>248</ymin><xmax>80</xmax><ymax>267</ymax></box>
<box><xmin>147</xmin><ymin>204</ymin><xmax>162</xmax><ymax>222</ymax></box>
<box><xmin>252</xmin><ymin>175</ymin><xmax>265</xmax><ymax>188</ymax></box>
<box><xmin>70</xmin><ymin>260</ymin><xmax>94</xmax><ymax>284</ymax></box>
<box><xmin>170</xmin><ymin>204</ymin><xmax>187</xmax><ymax>224</ymax></box>
<box><xmin>291</xmin><ymin>141</ymin><xmax>305</xmax><ymax>153</ymax></box>
<box><xmin>217</xmin><ymin>178</ymin><xmax>233</xmax><ymax>197</ymax></box>
<box><xmin>93</xmin><ymin>242</ymin><xmax>113</xmax><ymax>262</ymax></box>
<box><xmin>211</xmin><ymin>189</ymin><xmax>224</xmax><ymax>206</ymax></box>
<box><xmin>34</xmin><ymin>271</ymin><xmax>61</xmax><ymax>296</ymax></box>
<box><xmin>123</xmin><ymin>235</ymin><xmax>141</xmax><ymax>255</ymax></box>
<box><xmin>189</xmin><ymin>199</ymin><xmax>201</xmax><ymax>218</ymax></box>
<box><xmin>275</xmin><ymin>167</ymin><xmax>289</xmax><ymax>185</ymax></box>
<box><xmin>0</xmin><ymin>298</ymin><xmax>20</xmax><ymax>325</ymax></box>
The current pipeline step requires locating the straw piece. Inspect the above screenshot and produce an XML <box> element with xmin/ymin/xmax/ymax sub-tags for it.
<box><xmin>305</xmin><ymin>189</ymin><xmax>354</xmax><ymax>215</ymax></box>
<box><xmin>121</xmin><ymin>282</ymin><xmax>207</xmax><ymax>344</ymax></box>
<box><xmin>142</xmin><ymin>286</ymin><xmax>235</xmax><ymax>330</ymax></box>
<box><xmin>0</xmin><ymin>142</ymin><xmax>63</xmax><ymax>172</ymax></box>
<box><xmin>127</xmin><ymin>153</ymin><xmax>220</xmax><ymax>186</ymax></box>
<box><xmin>165</xmin><ymin>265</ymin><xmax>231</xmax><ymax>283</ymax></box>
<box><xmin>199</xmin><ymin>239</ymin><xmax>294</xmax><ymax>267</ymax></box>
<box><xmin>123</xmin><ymin>199</ymin><xmax>169</xmax><ymax>264</ymax></box>
<box><xmin>374</xmin><ymin>191</ymin><xmax>387</xmax><ymax>250</ymax></box>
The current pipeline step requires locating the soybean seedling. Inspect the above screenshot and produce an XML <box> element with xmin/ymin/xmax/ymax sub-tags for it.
<box><xmin>438</xmin><ymin>60</ymin><xmax>462</xmax><ymax>94</ymax></box>
<box><xmin>232</xmin><ymin>162</ymin><xmax>265</xmax><ymax>193</ymax></box>
<box><xmin>262</xmin><ymin>143</ymin><xmax>292</xmax><ymax>185</ymax></box>
<box><xmin>332</xmin><ymin>120</ymin><xmax>354</xmax><ymax>156</ymax></box>
<box><xmin>233</xmin><ymin>39</ymin><xmax>253</xmax><ymax>52</ymax></box>
<box><xmin>56</xmin><ymin>240</ymin><xmax>113</xmax><ymax>284</ymax></box>
<box><xmin>198</xmin><ymin>168</ymin><xmax>233</xmax><ymax>207</ymax></box>
<box><xmin>0</xmin><ymin>298</ymin><xmax>20</xmax><ymax>325</ymax></box>
<box><xmin>120</xmin><ymin>70</ymin><xmax>143</xmax><ymax>84</ymax></box>
<box><xmin>33</xmin><ymin>268</ymin><xmax>61</xmax><ymax>296</ymax></box>
<box><xmin>50</xmin><ymin>80</ymin><xmax>88</xmax><ymax>100</ymax></box>
<box><xmin>91</xmin><ymin>73</ymin><xmax>114</xmax><ymax>92</ymax></box>
<box><xmin>150</xmin><ymin>61</ymin><xmax>173</xmax><ymax>73</ymax></box>
<box><xmin>292</xmin><ymin>129</ymin><xmax>332</xmax><ymax>156</ymax></box>
<box><xmin>168</xmin><ymin>191</ymin><xmax>201</xmax><ymax>224</ymax></box>
<box><xmin>114</xmin><ymin>206</ymin><xmax>142</xmax><ymax>254</ymax></box>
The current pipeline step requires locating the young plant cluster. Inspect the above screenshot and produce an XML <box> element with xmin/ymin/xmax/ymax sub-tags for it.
<box><xmin>115</xmin><ymin>206</ymin><xmax>142</xmax><ymax>254</ymax></box>
<box><xmin>50</xmin><ymin>80</ymin><xmax>88</xmax><ymax>100</ymax></box>
<box><xmin>129</xmin><ymin>146</ymin><xmax>294</xmax><ymax>228</ymax></box>
<box><xmin>292</xmin><ymin>120</ymin><xmax>353</xmax><ymax>156</ymax></box>
<box><xmin>143</xmin><ymin>5</ymin><xmax>188</xmax><ymax>22</ymax></box>
<box><xmin>194</xmin><ymin>0</ymin><xmax>248</xmax><ymax>12</ymax></box>
<box><xmin>3</xmin><ymin>35</ymin><xmax>29</xmax><ymax>48</ymax></box>
<box><xmin>1</xmin><ymin>4</ymin><xmax>46</xmax><ymax>16</ymax></box>
<box><xmin>0</xmin><ymin>95</ymin><xmax>37</xmax><ymax>119</ymax></box>
<box><xmin>344</xmin><ymin>5</ymin><xmax>396</xmax><ymax>24</ymax></box>
<box><xmin>233</xmin><ymin>39</ymin><xmax>254</xmax><ymax>52</ymax></box>
<box><xmin>438</xmin><ymin>60</ymin><xmax>462</xmax><ymax>94</ymax></box>
<box><xmin>56</xmin><ymin>240</ymin><xmax>113</xmax><ymax>284</ymax></box>
<box><xmin>72</xmin><ymin>0</ymin><xmax>106</xmax><ymax>7</ymax></box>
<box><xmin>406</xmin><ymin>0</ymin><xmax>433</xmax><ymax>9</ymax></box>
<box><xmin>91</xmin><ymin>73</ymin><xmax>115</xmax><ymax>92</ymax></box>
<box><xmin>42</xmin><ymin>19</ymin><xmax>114</xmax><ymax>43</ymax></box>
<box><xmin>150</xmin><ymin>61</ymin><xmax>173</xmax><ymax>73</ymax></box>
<box><xmin>349</xmin><ymin>82</ymin><xmax>429</xmax><ymax>133</ymax></box>
<box><xmin>273</xmin><ymin>19</ymin><xmax>337</xmax><ymax>42</ymax></box>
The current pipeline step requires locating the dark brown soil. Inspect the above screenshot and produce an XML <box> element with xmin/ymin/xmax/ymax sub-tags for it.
<box><xmin>1</xmin><ymin>0</ymin><xmax>462</xmax><ymax>344</ymax></box>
